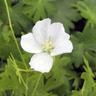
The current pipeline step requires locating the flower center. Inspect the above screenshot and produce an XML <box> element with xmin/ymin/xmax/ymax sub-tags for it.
<box><xmin>42</xmin><ymin>39</ymin><xmax>54</xmax><ymax>53</ymax></box>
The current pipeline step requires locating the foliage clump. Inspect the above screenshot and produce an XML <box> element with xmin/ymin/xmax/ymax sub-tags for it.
<box><xmin>0</xmin><ymin>0</ymin><xmax>96</xmax><ymax>96</ymax></box>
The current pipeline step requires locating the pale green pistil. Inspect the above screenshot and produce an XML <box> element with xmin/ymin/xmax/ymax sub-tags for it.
<box><xmin>42</xmin><ymin>39</ymin><xmax>54</xmax><ymax>53</ymax></box>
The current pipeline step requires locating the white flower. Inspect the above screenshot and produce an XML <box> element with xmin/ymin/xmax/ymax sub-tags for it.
<box><xmin>20</xmin><ymin>18</ymin><xmax>73</xmax><ymax>73</ymax></box>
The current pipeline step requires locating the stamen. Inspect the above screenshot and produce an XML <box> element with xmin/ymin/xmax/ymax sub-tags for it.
<box><xmin>42</xmin><ymin>39</ymin><xmax>54</xmax><ymax>53</ymax></box>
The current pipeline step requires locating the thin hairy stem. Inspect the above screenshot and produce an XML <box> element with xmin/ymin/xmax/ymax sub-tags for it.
<box><xmin>32</xmin><ymin>73</ymin><xmax>42</xmax><ymax>96</ymax></box>
<box><xmin>4</xmin><ymin>0</ymin><xmax>27</xmax><ymax>69</ymax></box>
<box><xmin>4</xmin><ymin>0</ymin><xmax>28</xmax><ymax>95</ymax></box>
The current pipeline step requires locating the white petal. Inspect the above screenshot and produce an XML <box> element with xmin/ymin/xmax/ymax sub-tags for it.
<box><xmin>33</xmin><ymin>18</ymin><xmax>51</xmax><ymax>44</ymax></box>
<box><xmin>47</xmin><ymin>23</ymin><xmax>70</xmax><ymax>41</ymax></box>
<box><xmin>29</xmin><ymin>53</ymin><xmax>53</xmax><ymax>73</ymax></box>
<box><xmin>21</xmin><ymin>33</ymin><xmax>42</xmax><ymax>53</ymax></box>
<box><xmin>51</xmin><ymin>39</ymin><xmax>73</xmax><ymax>56</ymax></box>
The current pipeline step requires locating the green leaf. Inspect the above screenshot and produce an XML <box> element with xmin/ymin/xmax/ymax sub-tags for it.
<box><xmin>0</xmin><ymin>0</ymin><xmax>32</xmax><ymax>34</ymax></box>
<box><xmin>71</xmin><ymin>33</ymin><xmax>84</xmax><ymax>65</ymax></box>
<box><xmin>72</xmin><ymin>57</ymin><xmax>96</xmax><ymax>96</ymax></box>
<box><xmin>80</xmin><ymin>57</ymin><xmax>96</xmax><ymax>96</ymax></box>
<box><xmin>44</xmin><ymin>56</ymin><xmax>73</xmax><ymax>95</ymax></box>
<box><xmin>0</xmin><ymin>59</ymin><xmax>24</xmax><ymax>93</ymax></box>
<box><xmin>52</xmin><ymin>56</ymin><xmax>71</xmax><ymax>81</ymax></box>
<box><xmin>22</xmin><ymin>0</ymin><xmax>55</xmax><ymax>22</ymax></box>
<box><xmin>81</xmin><ymin>24</ymin><xmax>96</xmax><ymax>52</ymax></box>
<box><xmin>71</xmin><ymin>23</ymin><xmax>96</xmax><ymax>65</ymax></box>
<box><xmin>53</xmin><ymin>0</ymin><xmax>81</xmax><ymax>32</ymax></box>
<box><xmin>76</xmin><ymin>0</ymin><xmax>96</xmax><ymax>25</ymax></box>
<box><xmin>0</xmin><ymin>25</ymin><xmax>20</xmax><ymax>59</ymax></box>
<box><xmin>10</xmin><ymin>6</ymin><xmax>32</xmax><ymax>33</ymax></box>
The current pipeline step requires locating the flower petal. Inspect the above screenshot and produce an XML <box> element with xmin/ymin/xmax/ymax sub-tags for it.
<box><xmin>47</xmin><ymin>23</ymin><xmax>70</xmax><ymax>41</ymax></box>
<box><xmin>21</xmin><ymin>33</ymin><xmax>42</xmax><ymax>53</ymax></box>
<box><xmin>51</xmin><ymin>39</ymin><xmax>73</xmax><ymax>56</ymax></box>
<box><xmin>33</xmin><ymin>18</ymin><xmax>51</xmax><ymax>44</ymax></box>
<box><xmin>29</xmin><ymin>53</ymin><xmax>53</xmax><ymax>73</ymax></box>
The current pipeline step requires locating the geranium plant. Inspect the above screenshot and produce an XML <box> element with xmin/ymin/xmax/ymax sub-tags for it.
<box><xmin>0</xmin><ymin>0</ymin><xmax>96</xmax><ymax>96</ymax></box>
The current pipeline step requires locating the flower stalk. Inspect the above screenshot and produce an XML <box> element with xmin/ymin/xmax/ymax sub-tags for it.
<box><xmin>32</xmin><ymin>73</ymin><xmax>42</xmax><ymax>96</ymax></box>
<box><xmin>4</xmin><ymin>0</ymin><xmax>28</xmax><ymax>96</ymax></box>
<box><xmin>4</xmin><ymin>0</ymin><xmax>27</xmax><ymax>69</ymax></box>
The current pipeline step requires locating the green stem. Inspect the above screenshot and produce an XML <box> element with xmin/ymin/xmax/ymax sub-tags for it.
<box><xmin>32</xmin><ymin>73</ymin><xmax>42</xmax><ymax>96</ymax></box>
<box><xmin>10</xmin><ymin>54</ymin><xmax>28</xmax><ymax>90</ymax></box>
<box><xmin>4</xmin><ymin>0</ymin><xmax>27</xmax><ymax>69</ymax></box>
<box><xmin>4</xmin><ymin>0</ymin><xmax>28</xmax><ymax>95</ymax></box>
<box><xmin>19</xmin><ymin>69</ymin><xmax>32</xmax><ymax>72</ymax></box>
